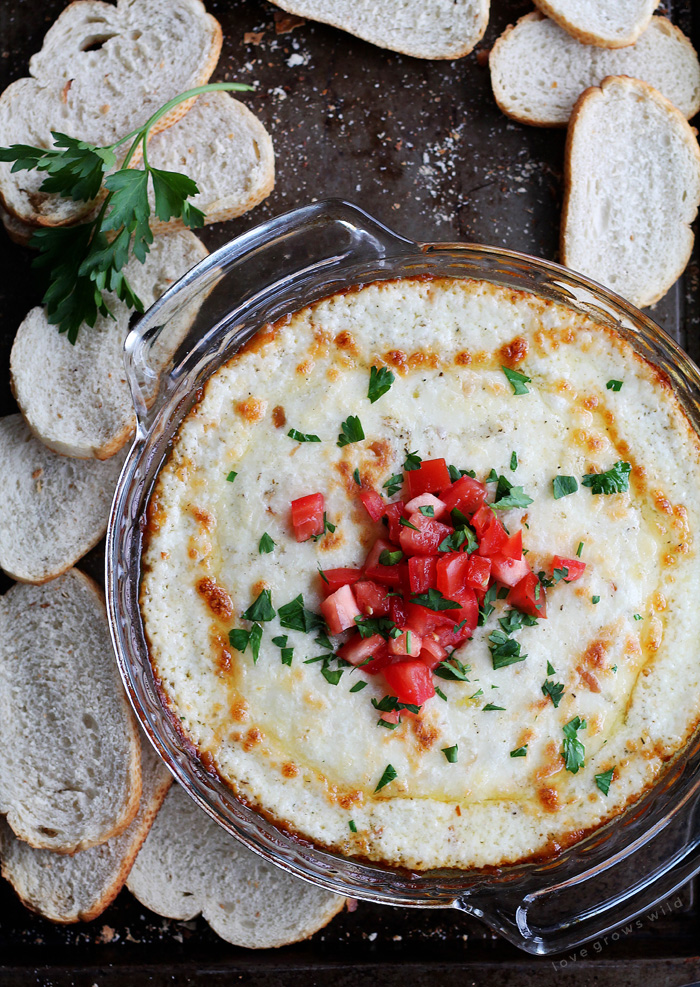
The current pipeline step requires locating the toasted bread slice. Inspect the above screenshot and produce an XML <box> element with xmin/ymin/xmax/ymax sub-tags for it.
<box><xmin>10</xmin><ymin>231</ymin><xmax>208</xmax><ymax>460</ymax></box>
<box><xmin>127</xmin><ymin>785</ymin><xmax>346</xmax><ymax>948</ymax></box>
<box><xmin>561</xmin><ymin>76</ymin><xmax>700</xmax><ymax>309</ymax></box>
<box><xmin>490</xmin><ymin>14</ymin><xmax>700</xmax><ymax>127</ymax></box>
<box><xmin>268</xmin><ymin>0</ymin><xmax>489</xmax><ymax>59</ymax></box>
<box><xmin>0</xmin><ymin>569</ymin><xmax>141</xmax><ymax>853</ymax></box>
<box><xmin>0</xmin><ymin>733</ymin><xmax>171</xmax><ymax>923</ymax></box>
<box><xmin>532</xmin><ymin>0</ymin><xmax>659</xmax><ymax>49</ymax></box>
<box><xmin>0</xmin><ymin>0</ymin><xmax>222</xmax><ymax>227</ymax></box>
<box><xmin>0</xmin><ymin>415</ymin><xmax>127</xmax><ymax>583</ymax></box>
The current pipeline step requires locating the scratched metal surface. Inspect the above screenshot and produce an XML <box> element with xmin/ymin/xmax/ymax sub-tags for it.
<box><xmin>1</xmin><ymin>1</ymin><xmax>699</xmax><ymax>984</ymax></box>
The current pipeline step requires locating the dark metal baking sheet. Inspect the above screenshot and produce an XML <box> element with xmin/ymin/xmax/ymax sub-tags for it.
<box><xmin>1</xmin><ymin>0</ymin><xmax>699</xmax><ymax>983</ymax></box>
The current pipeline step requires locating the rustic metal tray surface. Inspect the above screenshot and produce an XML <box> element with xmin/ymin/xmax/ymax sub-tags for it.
<box><xmin>1</xmin><ymin>1</ymin><xmax>699</xmax><ymax>984</ymax></box>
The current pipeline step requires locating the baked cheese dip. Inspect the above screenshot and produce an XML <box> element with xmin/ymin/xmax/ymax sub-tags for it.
<box><xmin>141</xmin><ymin>277</ymin><xmax>700</xmax><ymax>871</ymax></box>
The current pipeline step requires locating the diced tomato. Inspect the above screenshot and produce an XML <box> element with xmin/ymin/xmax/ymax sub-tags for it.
<box><xmin>291</xmin><ymin>492</ymin><xmax>324</xmax><ymax>542</ymax></box>
<box><xmin>319</xmin><ymin>567</ymin><xmax>362</xmax><ymax>596</ymax></box>
<box><xmin>379</xmin><ymin>709</ymin><xmax>400</xmax><ymax>725</ymax></box>
<box><xmin>405</xmin><ymin>458</ymin><xmax>451</xmax><ymax>500</ymax></box>
<box><xmin>419</xmin><ymin>635</ymin><xmax>447</xmax><ymax>669</ymax></box>
<box><xmin>508</xmin><ymin>572</ymin><xmax>547</xmax><ymax>619</ymax></box>
<box><xmin>358</xmin><ymin>489</ymin><xmax>386</xmax><ymax>523</ymax></box>
<box><xmin>353</xmin><ymin>580</ymin><xmax>391</xmax><ymax>616</ymax></box>
<box><xmin>404</xmin><ymin>492</ymin><xmax>448</xmax><ymax>519</ymax></box>
<box><xmin>319</xmin><ymin>584</ymin><xmax>361</xmax><ymax>634</ymax></box>
<box><xmin>473</xmin><ymin>508</ymin><xmax>508</xmax><ymax>558</ymax></box>
<box><xmin>501</xmin><ymin>529</ymin><xmax>523</xmax><ymax>560</ymax></box>
<box><xmin>399</xmin><ymin>513</ymin><xmax>453</xmax><ymax>556</ymax></box>
<box><xmin>471</xmin><ymin>504</ymin><xmax>494</xmax><ymax>538</ymax></box>
<box><xmin>405</xmin><ymin>602</ymin><xmax>454</xmax><ymax>636</ymax></box>
<box><xmin>338</xmin><ymin>632</ymin><xmax>385</xmax><ymax>665</ymax></box>
<box><xmin>552</xmin><ymin>556</ymin><xmax>587</xmax><ymax>582</ymax></box>
<box><xmin>440</xmin><ymin>475</ymin><xmax>487</xmax><ymax>516</ymax></box>
<box><xmin>363</xmin><ymin>644</ymin><xmax>394</xmax><ymax>675</ymax></box>
<box><xmin>436</xmin><ymin>552</ymin><xmax>471</xmax><ymax>598</ymax></box>
<box><xmin>490</xmin><ymin>555</ymin><xmax>530</xmax><ymax>588</ymax></box>
<box><xmin>385</xmin><ymin>502</ymin><xmax>408</xmax><ymax>544</ymax></box>
<box><xmin>464</xmin><ymin>554</ymin><xmax>491</xmax><ymax>591</ymax></box>
<box><xmin>408</xmin><ymin>555</ymin><xmax>438</xmax><ymax>593</ymax></box>
<box><xmin>363</xmin><ymin>538</ymin><xmax>405</xmax><ymax>587</ymax></box>
<box><xmin>383</xmin><ymin>660</ymin><xmax>436</xmax><ymax>706</ymax></box>
<box><xmin>388</xmin><ymin>628</ymin><xmax>422</xmax><ymax>657</ymax></box>
<box><xmin>389</xmin><ymin>595</ymin><xmax>408</xmax><ymax>629</ymax></box>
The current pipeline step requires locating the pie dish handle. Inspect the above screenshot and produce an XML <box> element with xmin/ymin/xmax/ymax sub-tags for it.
<box><xmin>123</xmin><ymin>199</ymin><xmax>415</xmax><ymax>436</ymax></box>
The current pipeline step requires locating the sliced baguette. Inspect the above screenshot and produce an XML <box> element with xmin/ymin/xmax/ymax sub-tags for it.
<box><xmin>0</xmin><ymin>733</ymin><xmax>171</xmax><ymax>923</ymax></box>
<box><xmin>127</xmin><ymin>785</ymin><xmax>346</xmax><ymax>948</ymax></box>
<box><xmin>490</xmin><ymin>14</ymin><xmax>700</xmax><ymax>127</ymax></box>
<box><xmin>268</xmin><ymin>0</ymin><xmax>489</xmax><ymax>59</ymax></box>
<box><xmin>11</xmin><ymin>230</ymin><xmax>208</xmax><ymax>460</ymax></box>
<box><xmin>532</xmin><ymin>0</ymin><xmax>659</xmax><ymax>49</ymax></box>
<box><xmin>0</xmin><ymin>415</ymin><xmax>127</xmax><ymax>583</ymax></box>
<box><xmin>0</xmin><ymin>569</ymin><xmax>141</xmax><ymax>853</ymax></box>
<box><xmin>0</xmin><ymin>0</ymin><xmax>222</xmax><ymax>227</ymax></box>
<box><xmin>561</xmin><ymin>76</ymin><xmax>700</xmax><ymax>309</ymax></box>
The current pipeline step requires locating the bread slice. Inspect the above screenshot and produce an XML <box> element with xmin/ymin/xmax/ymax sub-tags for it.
<box><xmin>267</xmin><ymin>0</ymin><xmax>489</xmax><ymax>59</ymax></box>
<box><xmin>532</xmin><ymin>0</ymin><xmax>659</xmax><ymax>48</ymax></box>
<box><xmin>10</xmin><ymin>230</ymin><xmax>208</xmax><ymax>460</ymax></box>
<box><xmin>0</xmin><ymin>732</ymin><xmax>171</xmax><ymax>923</ymax></box>
<box><xmin>0</xmin><ymin>0</ymin><xmax>222</xmax><ymax>227</ymax></box>
<box><xmin>127</xmin><ymin>785</ymin><xmax>346</xmax><ymax>948</ymax></box>
<box><xmin>0</xmin><ymin>569</ymin><xmax>141</xmax><ymax>853</ymax></box>
<box><xmin>490</xmin><ymin>14</ymin><xmax>700</xmax><ymax>127</ymax></box>
<box><xmin>0</xmin><ymin>415</ymin><xmax>127</xmax><ymax>583</ymax></box>
<box><xmin>561</xmin><ymin>76</ymin><xmax>700</xmax><ymax>309</ymax></box>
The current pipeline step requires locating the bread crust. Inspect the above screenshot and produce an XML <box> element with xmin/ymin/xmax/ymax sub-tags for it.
<box><xmin>532</xmin><ymin>0</ymin><xmax>656</xmax><ymax>48</ymax></box>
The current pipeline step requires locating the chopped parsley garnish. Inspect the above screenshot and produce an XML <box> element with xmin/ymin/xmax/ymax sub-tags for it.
<box><xmin>576</xmin><ymin>542</ymin><xmax>584</xmax><ymax>558</ymax></box>
<box><xmin>348</xmin><ymin>819</ymin><xmax>358</xmax><ymax>832</ymax></box>
<box><xmin>547</xmin><ymin>660</ymin><xmax>556</xmax><ymax>675</ymax></box>
<box><xmin>242</xmin><ymin>589</ymin><xmax>275</xmax><ymax>623</ymax></box>
<box><xmin>278</xmin><ymin>594</ymin><xmax>325</xmax><ymax>633</ymax></box>
<box><xmin>606</xmin><ymin>380</ymin><xmax>623</xmax><ymax>392</ymax></box>
<box><xmin>229</xmin><ymin>623</ymin><xmax>263</xmax><ymax>663</ymax></box>
<box><xmin>353</xmin><ymin>468</ymin><xmax>361</xmax><ymax>486</ymax></box>
<box><xmin>399</xmin><ymin>516</ymin><xmax>420</xmax><ymax>531</ymax></box>
<box><xmin>311</xmin><ymin>512</ymin><xmax>336</xmax><ymax>541</ymax></box>
<box><xmin>272</xmin><ymin>634</ymin><xmax>288</xmax><ymax>648</ymax></box>
<box><xmin>633</xmin><ymin>613</ymin><xmax>643</xmax><ymax>621</ymax></box>
<box><xmin>510</xmin><ymin>451</ymin><xmax>518</xmax><ymax>471</ymax></box>
<box><xmin>288</xmin><ymin>428</ymin><xmax>321</xmax><ymax>443</ymax></box>
<box><xmin>442</xmin><ymin>745</ymin><xmax>458</xmax><ymax>763</ymax></box>
<box><xmin>349</xmin><ymin>680</ymin><xmax>367</xmax><ymax>693</ymax></box>
<box><xmin>542</xmin><ymin>678</ymin><xmax>564</xmax><ymax>708</ymax></box>
<box><xmin>317</xmin><ymin>565</ymin><xmax>329</xmax><ymax>585</ymax></box>
<box><xmin>434</xmin><ymin>657</ymin><xmax>471</xmax><ymax>681</ymax></box>
<box><xmin>379</xmin><ymin>548</ymin><xmax>404</xmax><ymax>566</ymax></box>
<box><xmin>552</xmin><ymin>566</ymin><xmax>569</xmax><ymax>583</ymax></box>
<box><xmin>337</xmin><ymin>415</ymin><xmax>365</xmax><ymax>447</ymax></box>
<box><xmin>483</xmin><ymin>703</ymin><xmax>506</xmax><ymax>711</ymax></box>
<box><xmin>562</xmin><ymin>716</ymin><xmax>587</xmax><ymax>774</ymax></box>
<box><xmin>591</xmin><ymin>595</ymin><xmax>600</xmax><ymax>605</ymax></box>
<box><xmin>468</xmin><ymin>688</ymin><xmax>484</xmax><ymax>700</ymax></box>
<box><xmin>489</xmin><ymin>472</ymin><xmax>533</xmax><ymax>510</ymax></box>
<box><xmin>553</xmin><ymin>475</ymin><xmax>578</xmax><ymax>500</ymax></box>
<box><xmin>418</xmin><ymin>504</ymin><xmax>435</xmax><ymax>517</ymax></box>
<box><xmin>582</xmin><ymin>461</ymin><xmax>631</xmax><ymax>495</ymax></box>
<box><xmin>498</xmin><ymin>609</ymin><xmax>538</xmax><ymax>634</ymax></box>
<box><xmin>372</xmin><ymin>695</ymin><xmax>421</xmax><ymax>715</ymax></box>
<box><xmin>410</xmin><ymin>588</ymin><xmax>461</xmax><ymax>611</ymax></box>
<box><xmin>321</xmin><ymin>664</ymin><xmax>344</xmax><ymax>686</ymax></box>
<box><xmin>510</xmin><ymin>746</ymin><xmax>527</xmax><ymax>757</ymax></box>
<box><xmin>226</xmin><ymin>471</ymin><xmax>237</xmax><ymax>483</ymax></box>
<box><xmin>595</xmin><ymin>768</ymin><xmax>614</xmax><ymax>796</ymax></box>
<box><xmin>489</xmin><ymin>629</ymin><xmax>527</xmax><ymax>669</ymax></box>
<box><xmin>280</xmin><ymin>647</ymin><xmax>293</xmax><ymax>666</ymax></box>
<box><xmin>448</xmin><ymin>465</ymin><xmax>476</xmax><ymax>481</ymax></box>
<box><xmin>368</xmin><ymin>365</ymin><xmax>395</xmax><ymax>403</ymax></box>
<box><xmin>478</xmin><ymin>584</ymin><xmax>498</xmax><ymax>626</ymax></box>
<box><xmin>374</xmin><ymin>764</ymin><xmax>398</xmax><ymax>793</ymax></box>
<box><xmin>502</xmin><ymin>365</ymin><xmax>531</xmax><ymax>395</ymax></box>
<box><xmin>354</xmin><ymin>615</ymin><xmax>397</xmax><ymax>640</ymax></box>
<box><xmin>258</xmin><ymin>532</ymin><xmax>275</xmax><ymax>554</ymax></box>
<box><xmin>383</xmin><ymin>473</ymin><xmax>403</xmax><ymax>497</ymax></box>
<box><xmin>612</xmin><ymin>665</ymin><xmax>618</xmax><ymax>673</ymax></box>
<box><xmin>439</xmin><ymin>523</ymin><xmax>478</xmax><ymax>554</ymax></box>
<box><xmin>435</xmin><ymin>686</ymin><xmax>448</xmax><ymax>702</ymax></box>
<box><xmin>403</xmin><ymin>450</ymin><xmax>422</xmax><ymax>471</ymax></box>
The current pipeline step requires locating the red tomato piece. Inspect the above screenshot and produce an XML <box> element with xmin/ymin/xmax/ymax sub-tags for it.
<box><xmin>501</xmin><ymin>529</ymin><xmax>523</xmax><ymax>561</ymax></box>
<box><xmin>319</xmin><ymin>567</ymin><xmax>362</xmax><ymax>596</ymax></box>
<box><xmin>406</xmin><ymin>458</ymin><xmax>451</xmax><ymax>500</ymax></box>
<box><xmin>379</xmin><ymin>709</ymin><xmax>400</xmax><ymax>725</ymax></box>
<box><xmin>399</xmin><ymin>513</ymin><xmax>453</xmax><ymax>556</ymax></box>
<box><xmin>291</xmin><ymin>492</ymin><xmax>324</xmax><ymax>542</ymax></box>
<box><xmin>440</xmin><ymin>475</ymin><xmax>487</xmax><ymax>516</ymax></box>
<box><xmin>404</xmin><ymin>492</ymin><xmax>448</xmax><ymax>519</ymax></box>
<box><xmin>353</xmin><ymin>580</ymin><xmax>391</xmax><ymax>616</ymax></box>
<box><xmin>363</xmin><ymin>537</ymin><xmax>405</xmax><ymax>587</ymax></box>
<box><xmin>490</xmin><ymin>555</ymin><xmax>530</xmax><ymax>588</ymax></box>
<box><xmin>508</xmin><ymin>572</ymin><xmax>547</xmax><ymax>619</ymax></box>
<box><xmin>338</xmin><ymin>632</ymin><xmax>385</xmax><ymax>665</ymax></box>
<box><xmin>358</xmin><ymin>489</ymin><xmax>386</xmax><ymax>522</ymax></box>
<box><xmin>433</xmin><ymin>589</ymin><xmax>477</xmax><ymax>650</ymax></box>
<box><xmin>319</xmin><ymin>584</ymin><xmax>361</xmax><ymax>635</ymax></box>
<box><xmin>389</xmin><ymin>595</ymin><xmax>408</xmax><ymax>629</ymax></box>
<box><xmin>408</xmin><ymin>555</ymin><xmax>438</xmax><ymax>593</ymax></box>
<box><xmin>385</xmin><ymin>501</ymin><xmax>408</xmax><ymax>544</ymax></box>
<box><xmin>388</xmin><ymin>628</ymin><xmax>423</xmax><ymax>657</ymax></box>
<box><xmin>419</xmin><ymin>635</ymin><xmax>447</xmax><ymax>669</ymax></box>
<box><xmin>464</xmin><ymin>555</ymin><xmax>491</xmax><ymax>591</ymax></box>
<box><xmin>383</xmin><ymin>660</ymin><xmax>436</xmax><ymax>706</ymax></box>
<box><xmin>552</xmin><ymin>556</ymin><xmax>587</xmax><ymax>582</ymax></box>
<box><xmin>471</xmin><ymin>504</ymin><xmax>493</xmax><ymax>538</ymax></box>
<box><xmin>475</xmin><ymin>512</ymin><xmax>508</xmax><ymax>558</ymax></box>
<box><xmin>363</xmin><ymin>644</ymin><xmax>394</xmax><ymax>675</ymax></box>
<box><xmin>405</xmin><ymin>602</ymin><xmax>454</xmax><ymax>635</ymax></box>
<box><xmin>436</xmin><ymin>552</ymin><xmax>471</xmax><ymax>598</ymax></box>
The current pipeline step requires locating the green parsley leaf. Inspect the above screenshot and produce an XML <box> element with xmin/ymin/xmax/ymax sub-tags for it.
<box><xmin>435</xmin><ymin>686</ymin><xmax>448</xmax><ymax>702</ymax></box>
<box><xmin>478</xmin><ymin>584</ymin><xmax>498</xmax><ymax>626</ymax></box>
<box><xmin>315</xmin><ymin>631</ymin><xmax>334</xmax><ymax>650</ymax></box>
<box><xmin>249</xmin><ymin>622</ymin><xmax>263</xmax><ymax>663</ymax></box>
<box><xmin>354</xmin><ymin>615</ymin><xmax>397</xmax><ymax>640</ymax></box>
<box><xmin>439</xmin><ymin>525</ymin><xmax>478</xmax><ymax>554</ymax></box>
<box><xmin>349</xmin><ymin>680</ymin><xmax>367</xmax><ymax>693</ymax></box>
<box><xmin>349</xmin><ymin>819</ymin><xmax>358</xmax><ymax>832</ymax></box>
<box><xmin>468</xmin><ymin>688</ymin><xmax>484</xmax><ymax>700</ymax></box>
<box><xmin>337</xmin><ymin>415</ymin><xmax>365</xmax><ymax>447</ymax></box>
<box><xmin>510</xmin><ymin>746</ymin><xmax>528</xmax><ymax>757</ymax></box>
<box><xmin>510</xmin><ymin>451</ymin><xmax>518</xmax><ymax>471</ymax></box>
<box><xmin>410</xmin><ymin>588</ymin><xmax>461</xmax><ymax>611</ymax></box>
<box><xmin>612</xmin><ymin>665</ymin><xmax>618</xmax><ymax>673</ymax></box>
<box><xmin>258</xmin><ymin>532</ymin><xmax>275</xmax><ymax>554</ymax></box>
<box><xmin>322</xmin><ymin>665</ymin><xmax>344</xmax><ymax>686</ymax></box>
<box><xmin>368</xmin><ymin>365</ymin><xmax>395</xmax><ymax>403</ymax></box>
<box><xmin>228</xmin><ymin>628</ymin><xmax>250</xmax><ymax>652</ymax></box>
<box><xmin>606</xmin><ymin>380</ymin><xmax>623</xmax><ymax>392</ymax></box>
<box><xmin>498</xmin><ymin>609</ymin><xmax>538</xmax><ymax>634</ymax></box>
<box><xmin>372</xmin><ymin>695</ymin><xmax>421</xmax><ymax>715</ymax></box>
<box><xmin>288</xmin><ymin>427</ymin><xmax>321</xmax><ymax>443</ymax></box>
<box><xmin>271</xmin><ymin>635</ymin><xmax>288</xmax><ymax>648</ymax></box>
<box><xmin>379</xmin><ymin>548</ymin><xmax>404</xmax><ymax>566</ymax></box>
<box><xmin>278</xmin><ymin>594</ymin><xmax>325</xmax><ymax>633</ymax></box>
<box><xmin>403</xmin><ymin>450</ymin><xmax>422</xmax><ymax>471</ymax></box>
<box><xmin>374</xmin><ymin>764</ymin><xmax>398</xmax><ymax>793</ymax></box>
<box><xmin>488</xmin><ymin>629</ymin><xmax>527</xmax><ymax>669</ymax></box>
<box><xmin>442</xmin><ymin>745</ymin><xmax>458</xmax><ymax>763</ymax></box>
<box><xmin>483</xmin><ymin>703</ymin><xmax>506</xmax><ymax>711</ymax></box>
<box><xmin>502</xmin><ymin>365</ymin><xmax>531</xmax><ymax>395</ymax></box>
<box><xmin>547</xmin><ymin>660</ymin><xmax>556</xmax><ymax>675</ymax></box>
<box><xmin>448</xmin><ymin>464</ymin><xmax>474</xmax><ymax>481</ymax></box>
<box><xmin>582</xmin><ymin>461</ymin><xmax>631</xmax><ymax>495</ymax></box>
<box><xmin>242</xmin><ymin>589</ymin><xmax>275</xmax><ymax>623</ymax></box>
<box><xmin>486</xmin><ymin>468</ymin><xmax>499</xmax><ymax>483</ymax></box>
<box><xmin>353</xmin><ymin>468</ymin><xmax>361</xmax><ymax>486</ymax></box>
<box><xmin>595</xmin><ymin>768</ymin><xmax>614</xmax><ymax>795</ymax></box>
<box><xmin>434</xmin><ymin>657</ymin><xmax>471</xmax><ymax>681</ymax></box>
<box><xmin>418</xmin><ymin>505</ymin><xmax>435</xmax><ymax>517</ymax></box>
<box><xmin>562</xmin><ymin>716</ymin><xmax>587</xmax><ymax>774</ymax></box>
<box><xmin>383</xmin><ymin>473</ymin><xmax>403</xmax><ymax>497</ymax></box>
<box><xmin>399</xmin><ymin>516</ymin><xmax>420</xmax><ymax>531</ymax></box>
<box><xmin>226</xmin><ymin>471</ymin><xmax>237</xmax><ymax>483</ymax></box>
<box><xmin>317</xmin><ymin>565</ymin><xmax>329</xmax><ymax>586</ymax></box>
<box><xmin>592</xmin><ymin>595</ymin><xmax>600</xmax><ymax>605</ymax></box>
<box><xmin>576</xmin><ymin>542</ymin><xmax>584</xmax><ymax>557</ymax></box>
<box><xmin>280</xmin><ymin>647</ymin><xmax>293</xmax><ymax>666</ymax></box>
<box><xmin>553</xmin><ymin>475</ymin><xmax>578</xmax><ymax>500</ymax></box>
<box><xmin>311</xmin><ymin>512</ymin><xmax>336</xmax><ymax>542</ymax></box>
<box><xmin>633</xmin><ymin>613</ymin><xmax>643</xmax><ymax>621</ymax></box>
<box><xmin>490</xmin><ymin>476</ymin><xmax>533</xmax><ymax>511</ymax></box>
<box><xmin>552</xmin><ymin>566</ymin><xmax>569</xmax><ymax>583</ymax></box>
<box><xmin>542</xmin><ymin>679</ymin><xmax>564</xmax><ymax>708</ymax></box>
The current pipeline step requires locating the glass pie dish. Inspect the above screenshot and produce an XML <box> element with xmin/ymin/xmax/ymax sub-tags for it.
<box><xmin>106</xmin><ymin>199</ymin><xmax>700</xmax><ymax>956</ymax></box>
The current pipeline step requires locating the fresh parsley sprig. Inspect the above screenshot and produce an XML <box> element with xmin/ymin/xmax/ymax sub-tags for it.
<box><xmin>0</xmin><ymin>83</ymin><xmax>251</xmax><ymax>343</ymax></box>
